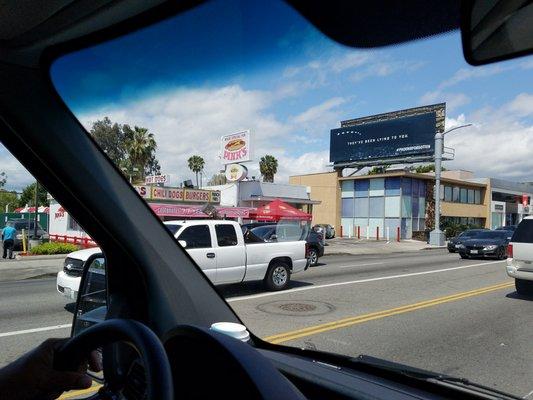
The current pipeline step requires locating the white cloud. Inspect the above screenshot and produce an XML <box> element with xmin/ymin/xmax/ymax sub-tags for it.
<box><xmin>443</xmin><ymin>93</ymin><xmax>533</xmax><ymax>180</ymax></box>
<box><xmin>420</xmin><ymin>91</ymin><xmax>471</xmax><ymax>111</ymax></box>
<box><xmin>438</xmin><ymin>65</ymin><xmax>509</xmax><ymax>89</ymax></box>
<box><xmin>79</xmin><ymin>84</ymin><xmax>333</xmax><ymax>186</ymax></box>
<box><xmin>0</xmin><ymin>147</ymin><xmax>34</xmax><ymax>192</ymax></box>
<box><xmin>506</xmin><ymin>93</ymin><xmax>533</xmax><ymax>117</ymax></box>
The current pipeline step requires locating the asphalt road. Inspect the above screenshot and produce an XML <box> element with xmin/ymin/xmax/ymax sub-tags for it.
<box><xmin>0</xmin><ymin>250</ymin><xmax>531</xmax><ymax>398</ymax></box>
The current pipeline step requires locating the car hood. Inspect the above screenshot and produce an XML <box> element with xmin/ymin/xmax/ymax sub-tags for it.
<box><xmin>66</xmin><ymin>246</ymin><xmax>102</xmax><ymax>261</ymax></box>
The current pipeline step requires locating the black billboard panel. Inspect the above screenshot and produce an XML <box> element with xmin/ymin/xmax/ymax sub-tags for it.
<box><xmin>330</xmin><ymin>112</ymin><xmax>436</xmax><ymax>164</ymax></box>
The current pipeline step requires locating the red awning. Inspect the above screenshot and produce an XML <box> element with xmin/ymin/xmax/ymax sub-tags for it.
<box><xmin>249</xmin><ymin>199</ymin><xmax>311</xmax><ymax>221</ymax></box>
<box><xmin>149</xmin><ymin>203</ymin><xmax>254</xmax><ymax>219</ymax></box>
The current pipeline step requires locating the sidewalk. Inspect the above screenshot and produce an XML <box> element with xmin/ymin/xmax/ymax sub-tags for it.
<box><xmin>324</xmin><ymin>237</ymin><xmax>445</xmax><ymax>256</ymax></box>
<box><xmin>0</xmin><ymin>254</ymin><xmax>64</xmax><ymax>282</ymax></box>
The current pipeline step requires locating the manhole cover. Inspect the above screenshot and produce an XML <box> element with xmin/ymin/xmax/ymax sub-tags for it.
<box><xmin>279</xmin><ymin>303</ymin><xmax>317</xmax><ymax>312</ymax></box>
<box><xmin>257</xmin><ymin>300</ymin><xmax>335</xmax><ymax>316</ymax></box>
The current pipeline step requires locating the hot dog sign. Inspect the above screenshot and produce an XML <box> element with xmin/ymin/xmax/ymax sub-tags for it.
<box><xmin>221</xmin><ymin>130</ymin><xmax>252</xmax><ymax>164</ymax></box>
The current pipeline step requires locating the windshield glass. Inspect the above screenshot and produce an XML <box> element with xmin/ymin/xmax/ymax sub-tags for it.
<box><xmin>474</xmin><ymin>231</ymin><xmax>508</xmax><ymax>239</ymax></box>
<box><xmin>165</xmin><ymin>224</ymin><xmax>182</xmax><ymax>235</ymax></box>
<box><xmin>40</xmin><ymin>0</ymin><xmax>533</xmax><ymax>396</ymax></box>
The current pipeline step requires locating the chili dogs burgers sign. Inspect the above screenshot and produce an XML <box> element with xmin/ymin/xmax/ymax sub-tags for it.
<box><xmin>221</xmin><ymin>130</ymin><xmax>252</xmax><ymax>164</ymax></box>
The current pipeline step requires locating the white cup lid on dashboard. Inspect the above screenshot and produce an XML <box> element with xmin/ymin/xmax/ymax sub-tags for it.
<box><xmin>210</xmin><ymin>322</ymin><xmax>250</xmax><ymax>342</ymax></box>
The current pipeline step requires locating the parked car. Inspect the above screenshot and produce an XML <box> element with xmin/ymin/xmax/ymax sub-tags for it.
<box><xmin>506</xmin><ymin>216</ymin><xmax>533</xmax><ymax>295</ymax></box>
<box><xmin>2</xmin><ymin>219</ymin><xmax>49</xmax><ymax>249</ymax></box>
<box><xmin>457</xmin><ymin>230</ymin><xmax>512</xmax><ymax>259</ymax></box>
<box><xmin>249</xmin><ymin>224</ymin><xmax>324</xmax><ymax>266</ymax></box>
<box><xmin>313</xmin><ymin>224</ymin><xmax>335</xmax><ymax>239</ymax></box>
<box><xmin>56</xmin><ymin>247</ymin><xmax>102</xmax><ymax>300</ymax></box>
<box><xmin>447</xmin><ymin>229</ymin><xmax>487</xmax><ymax>253</ymax></box>
<box><xmin>58</xmin><ymin>220</ymin><xmax>308</xmax><ymax>295</ymax></box>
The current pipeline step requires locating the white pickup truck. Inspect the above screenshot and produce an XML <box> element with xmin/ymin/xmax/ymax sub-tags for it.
<box><xmin>57</xmin><ymin>220</ymin><xmax>309</xmax><ymax>298</ymax></box>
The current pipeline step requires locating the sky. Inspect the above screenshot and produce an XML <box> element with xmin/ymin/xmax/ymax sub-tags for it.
<box><xmin>2</xmin><ymin>0</ymin><xmax>533</xmax><ymax>191</ymax></box>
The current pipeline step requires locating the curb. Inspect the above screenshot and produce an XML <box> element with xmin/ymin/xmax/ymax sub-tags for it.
<box><xmin>14</xmin><ymin>254</ymin><xmax>67</xmax><ymax>261</ymax></box>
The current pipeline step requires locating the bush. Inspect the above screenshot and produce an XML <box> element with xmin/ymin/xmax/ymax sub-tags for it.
<box><xmin>30</xmin><ymin>242</ymin><xmax>79</xmax><ymax>255</ymax></box>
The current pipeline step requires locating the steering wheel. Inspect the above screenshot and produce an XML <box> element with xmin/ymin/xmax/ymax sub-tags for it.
<box><xmin>54</xmin><ymin>319</ymin><xmax>173</xmax><ymax>400</ymax></box>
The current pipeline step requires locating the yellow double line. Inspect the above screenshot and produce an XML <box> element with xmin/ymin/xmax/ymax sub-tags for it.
<box><xmin>59</xmin><ymin>281</ymin><xmax>513</xmax><ymax>399</ymax></box>
<box><xmin>264</xmin><ymin>281</ymin><xmax>513</xmax><ymax>344</ymax></box>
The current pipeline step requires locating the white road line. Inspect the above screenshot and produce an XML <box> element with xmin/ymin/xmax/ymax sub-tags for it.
<box><xmin>227</xmin><ymin>260</ymin><xmax>504</xmax><ymax>303</ymax></box>
<box><xmin>0</xmin><ymin>324</ymin><xmax>71</xmax><ymax>338</ymax></box>
<box><xmin>339</xmin><ymin>262</ymin><xmax>384</xmax><ymax>268</ymax></box>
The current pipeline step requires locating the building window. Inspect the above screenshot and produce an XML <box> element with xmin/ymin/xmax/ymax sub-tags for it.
<box><xmin>460</xmin><ymin>188</ymin><xmax>467</xmax><ymax>203</ymax></box>
<box><xmin>385</xmin><ymin>177</ymin><xmax>401</xmax><ymax>196</ymax></box>
<box><xmin>440</xmin><ymin>184</ymin><xmax>444</xmax><ymax>200</ymax></box>
<box><xmin>401</xmin><ymin>178</ymin><xmax>412</xmax><ymax>196</ymax></box>
<box><xmin>467</xmin><ymin>189</ymin><xmax>475</xmax><ymax>204</ymax></box>
<box><xmin>401</xmin><ymin>196</ymin><xmax>412</xmax><ymax>217</ymax></box>
<box><xmin>341</xmin><ymin>180</ymin><xmax>354</xmax><ymax>198</ymax></box>
<box><xmin>385</xmin><ymin>196</ymin><xmax>400</xmax><ymax>217</ymax></box>
<box><xmin>369</xmin><ymin>178</ymin><xmax>385</xmax><ymax>197</ymax></box>
<box><xmin>369</xmin><ymin>197</ymin><xmax>385</xmax><ymax>217</ymax></box>
<box><xmin>419</xmin><ymin>181</ymin><xmax>426</xmax><ymax>197</ymax></box>
<box><xmin>369</xmin><ymin>218</ymin><xmax>384</xmax><ymax>237</ymax></box>
<box><xmin>354</xmin><ymin>197</ymin><xmax>369</xmax><ymax>217</ymax></box>
<box><xmin>474</xmin><ymin>189</ymin><xmax>481</xmax><ymax>204</ymax></box>
<box><xmin>419</xmin><ymin>197</ymin><xmax>426</xmax><ymax>218</ymax></box>
<box><xmin>354</xmin><ymin>218</ymin><xmax>368</xmax><ymax>231</ymax></box>
<box><xmin>355</xmin><ymin>179</ymin><xmax>369</xmax><ymax>198</ymax></box>
<box><xmin>412</xmin><ymin>196</ymin><xmax>419</xmax><ymax>218</ymax></box>
<box><xmin>341</xmin><ymin>218</ymin><xmax>354</xmax><ymax>237</ymax></box>
<box><xmin>452</xmin><ymin>187</ymin><xmax>460</xmax><ymax>202</ymax></box>
<box><xmin>342</xmin><ymin>198</ymin><xmax>354</xmax><ymax>217</ymax></box>
<box><xmin>444</xmin><ymin>186</ymin><xmax>452</xmax><ymax>202</ymax></box>
<box><xmin>67</xmin><ymin>216</ymin><xmax>81</xmax><ymax>231</ymax></box>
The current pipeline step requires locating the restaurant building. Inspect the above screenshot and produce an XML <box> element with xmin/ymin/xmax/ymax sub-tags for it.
<box><xmin>290</xmin><ymin>169</ymin><xmax>533</xmax><ymax>239</ymax></box>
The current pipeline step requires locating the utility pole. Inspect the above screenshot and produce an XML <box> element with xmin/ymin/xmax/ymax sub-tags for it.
<box><xmin>429</xmin><ymin>123</ymin><xmax>472</xmax><ymax>246</ymax></box>
<box><xmin>33</xmin><ymin>181</ymin><xmax>39</xmax><ymax>238</ymax></box>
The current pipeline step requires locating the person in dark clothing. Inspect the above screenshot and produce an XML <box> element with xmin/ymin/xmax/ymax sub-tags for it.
<box><xmin>2</xmin><ymin>222</ymin><xmax>16</xmax><ymax>259</ymax></box>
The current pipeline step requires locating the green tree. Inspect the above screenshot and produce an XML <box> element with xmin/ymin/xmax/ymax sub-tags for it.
<box><xmin>414</xmin><ymin>164</ymin><xmax>446</xmax><ymax>173</ymax></box>
<box><xmin>259</xmin><ymin>155</ymin><xmax>278</xmax><ymax>183</ymax></box>
<box><xmin>17</xmin><ymin>183</ymin><xmax>49</xmax><ymax>208</ymax></box>
<box><xmin>367</xmin><ymin>165</ymin><xmax>390</xmax><ymax>175</ymax></box>
<box><xmin>187</xmin><ymin>155</ymin><xmax>205</xmax><ymax>188</ymax></box>
<box><xmin>206</xmin><ymin>173</ymin><xmax>227</xmax><ymax>186</ymax></box>
<box><xmin>0</xmin><ymin>191</ymin><xmax>18</xmax><ymax>212</ymax></box>
<box><xmin>89</xmin><ymin>118</ymin><xmax>161</xmax><ymax>182</ymax></box>
<box><xmin>123</xmin><ymin>125</ymin><xmax>157</xmax><ymax>181</ymax></box>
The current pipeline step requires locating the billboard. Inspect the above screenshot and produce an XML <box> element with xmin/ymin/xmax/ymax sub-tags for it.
<box><xmin>145</xmin><ymin>174</ymin><xmax>170</xmax><ymax>185</ymax></box>
<box><xmin>221</xmin><ymin>130</ymin><xmax>252</xmax><ymax>164</ymax></box>
<box><xmin>330</xmin><ymin>112</ymin><xmax>437</xmax><ymax>164</ymax></box>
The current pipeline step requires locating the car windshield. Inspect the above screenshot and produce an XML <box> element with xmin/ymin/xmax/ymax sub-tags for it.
<box><xmin>2</xmin><ymin>1</ymin><xmax>532</xmax><ymax>398</ymax></box>
<box><xmin>474</xmin><ymin>231</ymin><xmax>508</xmax><ymax>239</ymax></box>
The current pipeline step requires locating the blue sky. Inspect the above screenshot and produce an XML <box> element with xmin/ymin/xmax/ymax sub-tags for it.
<box><xmin>3</xmin><ymin>0</ymin><xmax>533</xmax><ymax>191</ymax></box>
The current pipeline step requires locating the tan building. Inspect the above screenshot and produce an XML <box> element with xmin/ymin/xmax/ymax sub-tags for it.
<box><xmin>290</xmin><ymin>169</ymin><xmax>533</xmax><ymax>239</ymax></box>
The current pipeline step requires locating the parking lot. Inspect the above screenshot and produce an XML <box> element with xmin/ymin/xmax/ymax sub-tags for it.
<box><xmin>0</xmin><ymin>250</ymin><xmax>531</xmax><ymax>398</ymax></box>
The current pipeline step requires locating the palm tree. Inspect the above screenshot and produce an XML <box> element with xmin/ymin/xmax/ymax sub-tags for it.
<box><xmin>125</xmin><ymin>126</ymin><xmax>157</xmax><ymax>181</ymax></box>
<box><xmin>187</xmin><ymin>155</ymin><xmax>205</xmax><ymax>188</ymax></box>
<box><xmin>259</xmin><ymin>154</ymin><xmax>278</xmax><ymax>183</ymax></box>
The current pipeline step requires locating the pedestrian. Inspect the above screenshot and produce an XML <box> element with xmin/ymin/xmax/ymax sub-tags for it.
<box><xmin>2</xmin><ymin>221</ymin><xmax>16</xmax><ymax>259</ymax></box>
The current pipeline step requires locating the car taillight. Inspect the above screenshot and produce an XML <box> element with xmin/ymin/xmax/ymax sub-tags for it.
<box><xmin>507</xmin><ymin>244</ymin><xmax>513</xmax><ymax>258</ymax></box>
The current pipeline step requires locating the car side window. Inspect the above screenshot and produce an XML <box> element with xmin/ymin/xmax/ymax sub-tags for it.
<box><xmin>178</xmin><ymin>225</ymin><xmax>212</xmax><ymax>248</ymax></box>
<box><xmin>215</xmin><ymin>224</ymin><xmax>238</xmax><ymax>247</ymax></box>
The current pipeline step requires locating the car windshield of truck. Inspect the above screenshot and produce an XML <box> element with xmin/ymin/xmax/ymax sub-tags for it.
<box><xmin>36</xmin><ymin>0</ymin><xmax>533</xmax><ymax>397</ymax></box>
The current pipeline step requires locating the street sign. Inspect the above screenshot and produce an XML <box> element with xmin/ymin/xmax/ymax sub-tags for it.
<box><xmin>145</xmin><ymin>174</ymin><xmax>170</xmax><ymax>185</ymax></box>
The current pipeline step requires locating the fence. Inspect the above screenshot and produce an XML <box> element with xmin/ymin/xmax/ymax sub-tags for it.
<box><xmin>49</xmin><ymin>234</ymin><xmax>97</xmax><ymax>248</ymax></box>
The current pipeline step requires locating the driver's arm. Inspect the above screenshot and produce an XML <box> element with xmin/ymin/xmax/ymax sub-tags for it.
<box><xmin>0</xmin><ymin>338</ymin><xmax>101</xmax><ymax>400</ymax></box>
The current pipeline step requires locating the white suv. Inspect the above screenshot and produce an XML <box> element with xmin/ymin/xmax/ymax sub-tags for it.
<box><xmin>506</xmin><ymin>216</ymin><xmax>533</xmax><ymax>295</ymax></box>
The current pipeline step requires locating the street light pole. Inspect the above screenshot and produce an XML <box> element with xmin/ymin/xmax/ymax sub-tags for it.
<box><xmin>429</xmin><ymin>123</ymin><xmax>472</xmax><ymax>246</ymax></box>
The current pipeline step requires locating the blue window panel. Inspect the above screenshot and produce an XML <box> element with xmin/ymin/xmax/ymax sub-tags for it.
<box><xmin>385</xmin><ymin>196</ymin><xmax>401</xmax><ymax>217</ymax></box>
<box><xmin>355</xmin><ymin>179</ymin><xmax>369</xmax><ymax>198</ymax></box>
<box><xmin>369</xmin><ymin>197</ymin><xmax>385</xmax><ymax>217</ymax></box>
<box><xmin>369</xmin><ymin>178</ymin><xmax>385</xmax><ymax>197</ymax></box>
<box><xmin>402</xmin><ymin>177</ymin><xmax>412</xmax><ymax>196</ymax></box>
<box><xmin>419</xmin><ymin>197</ymin><xmax>426</xmax><ymax>218</ymax></box>
<box><xmin>401</xmin><ymin>196</ymin><xmax>412</xmax><ymax>217</ymax></box>
<box><xmin>341</xmin><ymin>198</ymin><xmax>354</xmax><ymax>217</ymax></box>
<box><xmin>419</xmin><ymin>180</ymin><xmax>426</xmax><ymax>198</ymax></box>
<box><xmin>369</xmin><ymin>218</ymin><xmax>384</xmax><ymax>238</ymax></box>
<box><xmin>401</xmin><ymin>218</ymin><xmax>412</xmax><ymax>239</ymax></box>
<box><xmin>412</xmin><ymin>196</ymin><xmax>419</xmax><ymax>217</ymax></box>
<box><xmin>385</xmin><ymin>177</ymin><xmax>401</xmax><ymax>196</ymax></box>
<box><xmin>354</xmin><ymin>197</ymin><xmax>369</xmax><ymax>218</ymax></box>
<box><xmin>412</xmin><ymin>179</ymin><xmax>419</xmax><ymax>199</ymax></box>
<box><xmin>341</xmin><ymin>218</ymin><xmax>354</xmax><ymax>238</ymax></box>
<box><xmin>341</xmin><ymin>180</ymin><xmax>354</xmax><ymax>198</ymax></box>
<box><xmin>385</xmin><ymin>218</ymin><xmax>401</xmax><ymax>239</ymax></box>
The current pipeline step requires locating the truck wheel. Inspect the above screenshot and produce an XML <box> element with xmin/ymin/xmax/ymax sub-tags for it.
<box><xmin>308</xmin><ymin>248</ymin><xmax>319</xmax><ymax>266</ymax></box>
<box><xmin>264</xmin><ymin>261</ymin><xmax>290</xmax><ymax>291</ymax></box>
<box><xmin>515</xmin><ymin>279</ymin><xmax>533</xmax><ymax>295</ymax></box>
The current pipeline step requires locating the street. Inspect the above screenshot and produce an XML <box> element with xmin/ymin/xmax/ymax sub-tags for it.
<box><xmin>0</xmin><ymin>250</ymin><xmax>531</xmax><ymax>398</ymax></box>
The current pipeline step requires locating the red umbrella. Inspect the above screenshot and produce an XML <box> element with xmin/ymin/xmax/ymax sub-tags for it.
<box><xmin>250</xmin><ymin>199</ymin><xmax>311</xmax><ymax>222</ymax></box>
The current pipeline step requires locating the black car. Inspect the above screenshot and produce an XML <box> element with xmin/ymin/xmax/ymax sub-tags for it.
<box><xmin>496</xmin><ymin>225</ymin><xmax>517</xmax><ymax>233</ymax></box>
<box><xmin>3</xmin><ymin>219</ymin><xmax>49</xmax><ymax>249</ymax></box>
<box><xmin>458</xmin><ymin>230</ymin><xmax>512</xmax><ymax>259</ymax></box>
<box><xmin>447</xmin><ymin>229</ymin><xmax>487</xmax><ymax>253</ymax></box>
<box><xmin>248</xmin><ymin>224</ymin><xmax>324</xmax><ymax>266</ymax></box>
<box><xmin>313</xmin><ymin>224</ymin><xmax>336</xmax><ymax>239</ymax></box>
